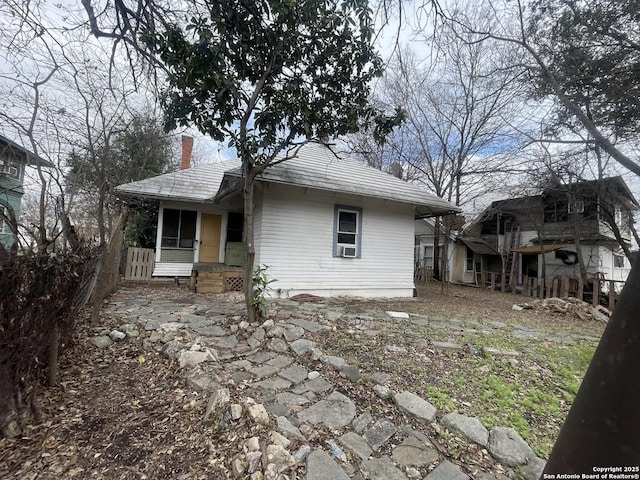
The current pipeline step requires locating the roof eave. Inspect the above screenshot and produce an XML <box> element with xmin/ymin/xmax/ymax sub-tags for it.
<box><xmin>0</xmin><ymin>135</ymin><xmax>54</xmax><ymax>168</ymax></box>
<box><xmin>235</xmin><ymin>174</ymin><xmax>459</xmax><ymax>214</ymax></box>
<box><xmin>415</xmin><ymin>207</ymin><xmax>461</xmax><ymax>219</ymax></box>
<box><xmin>115</xmin><ymin>189</ymin><xmax>209</xmax><ymax>204</ymax></box>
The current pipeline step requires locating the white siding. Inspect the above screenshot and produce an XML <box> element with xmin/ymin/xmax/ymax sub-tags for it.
<box><xmin>255</xmin><ymin>184</ymin><xmax>415</xmax><ymax>297</ymax></box>
<box><xmin>542</xmin><ymin>245</ymin><xmax>600</xmax><ymax>278</ymax></box>
<box><xmin>597</xmin><ymin>246</ymin><xmax>631</xmax><ymax>284</ymax></box>
<box><xmin>152</xmin><ymin>263</ymin><xmax>193</xmax><ymax>277</ymax></box>
<box><xmin>540</xmin><ymin>245</ymin><xmax>628</xmax><ymax>280</ymax></box>
<box><xmin>519</xmin><ymin>231</ymin><xmax>540</xmax><ymax>246</ymax></box>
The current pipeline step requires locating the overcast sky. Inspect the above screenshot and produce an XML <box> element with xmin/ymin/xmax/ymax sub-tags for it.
<box><xmin>3</xmin><ymin>0</ymin><xmax>640</xmax><ymax>232</ymax></box>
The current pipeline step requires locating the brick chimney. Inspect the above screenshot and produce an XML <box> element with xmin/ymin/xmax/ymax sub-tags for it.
<box><xmin>181</xmin><ymin>135</ymin><xmax>194</xmax><ymax>170</ymax></box>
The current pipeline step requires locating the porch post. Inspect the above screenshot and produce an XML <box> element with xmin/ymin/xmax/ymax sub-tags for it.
<box><xmin>155</xmin><ymin>205</ymin><xmax>164</xmax><ymax>263</ymax></box>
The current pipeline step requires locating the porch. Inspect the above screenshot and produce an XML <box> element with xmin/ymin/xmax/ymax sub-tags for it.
<box><xmin>122</xmin><ymin>247</ymin><xmax>245</xmax><ymax>294</ymax></box>
<box><xmin>189</xmin><ymin>262</ymin><xmax>244</xmax><ymax>294</ymax></box>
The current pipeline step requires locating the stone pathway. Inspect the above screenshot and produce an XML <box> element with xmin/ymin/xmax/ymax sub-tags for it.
<box><xmin>87</xmin><ymin>287</ymin><xmax>583</xmax><ymax>480</ymax></box>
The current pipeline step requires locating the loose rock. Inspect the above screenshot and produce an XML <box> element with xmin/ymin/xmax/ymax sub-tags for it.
<box><xmin>90</xmin><ymin>336</ymin><xmax>112</xmax><ymax>348</ymax></box>
<box><xmin>441</xmin><ymin>413</ymin><xmax>489</xmax><ymax>447</ymax></box>
<box><xmin>488</xmin><ymin>427</ymin><xmax>535</xmax><ymax>467</ymax></box>
<box><xmin>305</xmin><ymin>450</ymin><xmax>350</xmax><ymax>480</ymax></box>
<box><xmin>425</xmin><ymin>460</ymin><xmax>469</xmax><ymax>480</ymax></box>
<box><xmin>394</xmin><ymin>391</ymin><xmax>437</xmax><ymax>423</ymax></box>
<box><xmin>109</xmin><ymin>330</ymin><xmax>126</xmax><ymax>341</ymax></box>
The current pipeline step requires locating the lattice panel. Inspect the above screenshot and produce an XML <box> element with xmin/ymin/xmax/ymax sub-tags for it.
<box><xmin>224</xmin><ymin>275</ymin><xmax>244</xmax><ymax>292</ymax></box>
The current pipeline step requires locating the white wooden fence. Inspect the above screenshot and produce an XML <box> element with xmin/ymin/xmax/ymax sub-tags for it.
<box><xmin>124</xmin><ymin>247</ymin><xmax>154</xmax><ymax>280</ymax></box>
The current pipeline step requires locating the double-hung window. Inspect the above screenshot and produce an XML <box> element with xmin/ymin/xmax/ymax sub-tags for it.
<box><xmin>465</xmin><ymin>247</ymin><xmax>474</xmax><ymax>271</ymax></box>
<box><xmin>423</xmin><ymin>245</ymin><xmax>434</xmax><ymax>267</ymax></box>
<box><xmin>161</xmin><ymin>208</ymin><xmax>197</xmax><ymax>248</ymax></box>
<box><xmin>334</xmin><ymin>205</ymin><xmax>362</xmax><ymax>258</ymax></box>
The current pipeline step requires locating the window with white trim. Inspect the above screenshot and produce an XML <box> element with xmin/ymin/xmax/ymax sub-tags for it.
<box><xmin>0</xmin><ymin>157</ymin><xmax>21</xmax><ymax>180</ymax></box>
<box><xmin>423</xmin><ymin>245</ymin><xmax>434</xmax><ymax>267</ymax></box>
<box><xmin>615</xmin><ymin>206</ymin><xmax>623</xmax><ymax>226</ymax></box>
<box><xmin>568</xmin><ymin>200</ymin><xmax>584</xmax><ymax>214</ymax></box>
<box><xmin>333</xmin><ymin>205</ymin><xmax>362</xmax><ymax>258</ymax></box>
<box><xmin>613</xmin><ymin>254</ymin><xmax>625</xmax><ymax>268</ymax></box>
<box><xmin>161</xmin><ymin>208</ymin><xmax>197</xmax><ymax>248</ymax></box>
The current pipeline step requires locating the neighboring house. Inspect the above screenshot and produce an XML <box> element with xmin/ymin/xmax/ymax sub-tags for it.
<box><xmin>456</xmin><ymin>177</ymin><xmax>638</xmax><ymax>288</ymax></box>
<box><xmin>414</xmin><ymin>218</ymin><xmax>456</xmax><ymax>278</ymax></box>
<box><xmin>0</xmin><ymin>135</ymin><xmax>53</xmax><ymax>249</ymax></box>
<box><xmin>116</xmin><ymin>142</ymin><xmax>459</xmax><ymax>297</ymax></box>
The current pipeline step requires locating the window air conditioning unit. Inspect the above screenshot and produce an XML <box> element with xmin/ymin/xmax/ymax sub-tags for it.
<box><xmin>341</xmin><ymin>246</ymin><xmax>357</xmax><ymax>258</ymax></box>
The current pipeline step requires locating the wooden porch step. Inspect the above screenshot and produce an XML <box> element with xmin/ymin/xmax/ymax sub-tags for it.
<box><xmin>198</xmin><ymin>272</ymin><xmax>224</xmax><ymax>280</ymax></box>
<box><xmin>195</xmin><ymin>272</ymin><xmax>224</xmax><ymax>293</ymax></box>
<box><xmin>192</xmin><ymin>270</ymin><xmax>244</xmax><ymax>293</ymax></box>
<box><xmin>196</xmin><ymin>284</ymin><xmax>225</xmax><ymax>293</ymax></box>
<box><xmin>197</xmin><ymin>281</ymin><xmax>224</xmax><ymax>288</ymax></box>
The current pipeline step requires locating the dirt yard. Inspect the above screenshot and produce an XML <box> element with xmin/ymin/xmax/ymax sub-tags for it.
<box><xmin>0</xmin><ymin>281</ymin><xmax>605</xmax><ymax>478</ymax></box>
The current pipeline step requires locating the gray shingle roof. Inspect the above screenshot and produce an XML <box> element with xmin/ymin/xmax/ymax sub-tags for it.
<box><xmin>116</xmin><ymin>143</ymin><xmax>459</xmax><ymax>216</ymax></box>
<box><xmin>116</xmin><ymin>159</ymin><xmax>241</xmax><ymax>203</ymax></box>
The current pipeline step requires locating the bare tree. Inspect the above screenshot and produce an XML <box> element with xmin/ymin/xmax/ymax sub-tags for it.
<box><xmin>0</xmin><ymin>2</ymin><xmax>66</xmax><ymax>250</ymax></box>
<box><xmin>435</xmin><ymin>1</ymin><xmax>640</xmax><ymax>468</ymax></box>
<box><xmin>0</xmin><ymin>0</ymin><xmax>163</xmax><ymax>248</ymax></box>
<box><xmin>349</xmin><ymin>10</ymin><xmax>530</xmax><ymax>280</ymax></box>
<box><xmin>441</xmin><ymin>0</ymin><xmax>640</xmax><ymax>178</ymax></box>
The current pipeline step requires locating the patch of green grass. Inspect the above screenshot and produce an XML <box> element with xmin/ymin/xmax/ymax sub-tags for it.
<box><xmin>426</xmin><ymin>386</ymin><xmax>457</xmax><ymax>411</ymax></box>
<box><xmin>452</xmin><ymin>373</ymin><xmax>467</xmax><ymax>389</ymax></box>
<box><xmin>507</xmin><ymin>414</ymin><xmax>531</xmax><ymax>441</ymax></box>
<box><xmin>481</xmin><ymin>375</ymin><xmax>517</xmax><ymax>409</ymax></box>
<box><xmin>522</xmin><ymin>388</ymin><xmax>560</xmax><ymax>416</ymax></box>
<box><xmin>348</xmin><ymin>358</ymin><xmax>360</xmax><ymax>369</ymax></box>
<box><xmin>535</xmin><ymin>343</ymin><xmax>596</xmax><ymax>400</ymax></box>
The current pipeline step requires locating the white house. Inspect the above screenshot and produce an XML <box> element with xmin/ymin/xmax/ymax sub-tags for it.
<box><xmin>116</xmin><ymin>142</ymin><xmax>459</xmax><ymax>298</ymax></box>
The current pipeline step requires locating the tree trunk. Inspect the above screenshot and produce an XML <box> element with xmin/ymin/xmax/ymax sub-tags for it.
<box><xmin>572</xmin><ymin>234</ymin><xmax>590</xmax><ymax>287</ymax></box>
<box><xmin>433</xmin><ymin>218</ymin><xmax>441</xmax><ymax>280</ymax></box>
<box><xmin>500</xmin><ymin>251</ymin><xmax>507</xmax><ymax>293</ymax></box>
<box><xmin>243</xmin><ymin>166</ymin><xmax>257</xmax><ymax>323</ymax></box>
<box><xmin>441</xmin><ymin>216</ymin><xmax>451</xmax><ymax>294</ymax></box>
<box><xmin>630</xmin><ymin>223</ymin><xmax>640</xmax><ymax>253</ymax></box>
<box><xmin>97</xmin><ymin>183</ymin><xmax>107</xmax><ymax>245</ymax></box>
<box><xmin>544</xmin><ymin>257</ymin><xmax>640</xmax><ymax>472</ymax></box>
<box><xmin>48</xmin><ymin>323</ymin><xmax>60</xmax><ymax>387</ymax></box>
